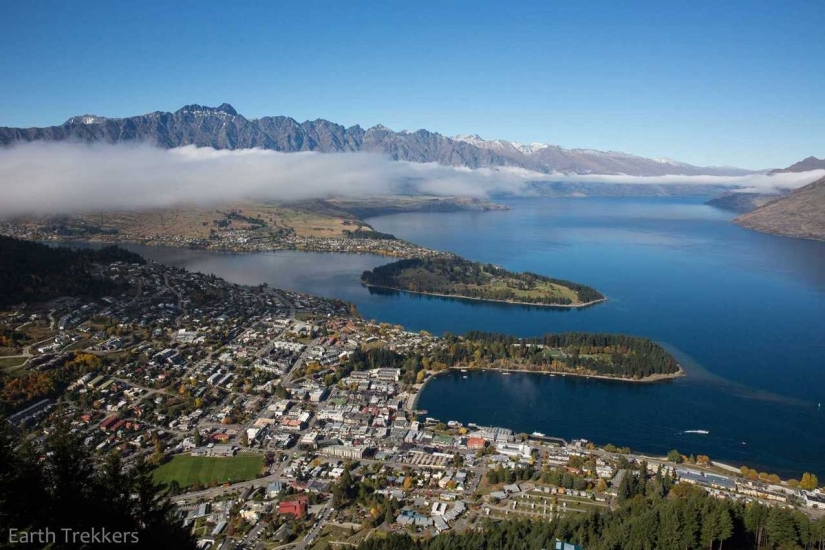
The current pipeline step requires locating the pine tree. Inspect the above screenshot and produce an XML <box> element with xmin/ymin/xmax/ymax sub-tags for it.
<box><xmin>716</xmin><ymin>506</ymin><xmax>733</xmax><ymax>550</ymax></box>
<box><xmin>701</xmin><ymin>502</ymin><xmax>719</xmax><ymax>550</ymax></box>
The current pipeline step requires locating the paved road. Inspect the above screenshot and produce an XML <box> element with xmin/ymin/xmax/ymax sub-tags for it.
<box><xmin>295</xmin><ymin>501</ymin><xmax>333</xmax><ymax>550</ymax></box>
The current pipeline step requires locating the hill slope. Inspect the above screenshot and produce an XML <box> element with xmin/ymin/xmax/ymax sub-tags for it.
<box><xmin>735</xmin><ymin>176</ymin><xmax>825</xmax><ymax>240</ymax></box>
<box><xmin>0</xmin><ymin>103</ymin><xmax>755</xmax><ymax>177</ymax></box>
<box><xmin>0</xmin><ymin>236</ymin><xmax>143</xmax><ymax>306</ymax></box>
<box><xmin>705</xmin><ymin>192</ymin><xmax>782</xmax><ymax>213</ymax></box>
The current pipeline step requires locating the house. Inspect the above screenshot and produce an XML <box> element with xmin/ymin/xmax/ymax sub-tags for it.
<box><xmin>802</xmin><ymin>491</ymin><xmax>825</xmax><ymax>509</ymax></box>
<box><xmin>279</xmin><ymin>496</ymin><xmax>308</xmax><ymax>519</ymax></box>
<box><xmin>467</xmin><ymin>437</ymin><xmax>486</xmax><ymax>449</ymax></box>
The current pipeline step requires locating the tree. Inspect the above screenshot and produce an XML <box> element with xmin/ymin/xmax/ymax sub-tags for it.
<box><xmin>766</xmin><ymin>507</ymin><xmax>800</xmax><ymax>549</ymax></box>
<box><xmin>701</xmin><ymin>503</ymin><xmax>719</xmax><ymax>550</ymax></box>
<box><xmin>666</xmin><ymin>449</ymin><xmax>683</xmax><ymax>463</ymax></box>
<box><xmin>0</xmin><ymin>421</ymin><xmax>196</xmax><ymax>549</ymax></box>
<box><xmin>240</xmin><ymin>429</ymin><xmax>249</xmax><ymax>447</ymax></box>
<box><xmin>801</xmin><ymin>472</ymin><xmax>820</xmax><ymax>490</ymax></box>
<box><xmin>595</xmin><ymin>478</ymin><xmax>608</xmax><ymax>493</ymax></box>
<box><xmin>716</xmin><ymin>506</ymin><xmax>734</xmax><ymax>550</ymax></box>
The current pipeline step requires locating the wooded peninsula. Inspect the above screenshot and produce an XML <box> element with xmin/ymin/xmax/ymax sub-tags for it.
<box><xmin>361</xmin><ymin>257</ymin><xmax>605</xmax><ymax>307</ymax></box>
<box><xmin>330</xmin><ymin>331</ymin><xmax>682</xmax><ymax>385</ymax></box>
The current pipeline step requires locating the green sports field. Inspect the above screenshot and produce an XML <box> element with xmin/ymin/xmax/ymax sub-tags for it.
<box><xmin>152</xmin><ymin>453</ymin><xmax>263</xmax><ymax>488</ymax></box>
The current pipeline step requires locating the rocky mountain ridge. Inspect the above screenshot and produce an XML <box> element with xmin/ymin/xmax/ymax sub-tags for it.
<box><xmin>0</xmin><ymin>103</ymin><xmax>756</xmax><ymax>177</ymax></box>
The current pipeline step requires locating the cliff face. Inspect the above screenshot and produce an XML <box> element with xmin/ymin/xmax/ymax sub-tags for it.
<box><xmin>735</xmin><ymin>177</ymin><xmax>825</xmax><ymax>241</ymax></box>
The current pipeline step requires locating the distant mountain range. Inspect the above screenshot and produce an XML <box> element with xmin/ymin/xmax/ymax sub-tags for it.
<box><xmin>0</xmin><ymin>103</ymin><xmax>757</xmax><ymax>177</ymax></box>
<box><xmin>767</xmin><ymin>156</ymin><xmax>825</xmax><ymax>175</ymax></box>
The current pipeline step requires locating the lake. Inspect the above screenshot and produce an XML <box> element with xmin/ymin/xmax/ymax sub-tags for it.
<box><xmin>83</xmin><ymin>196</ymin><xmax>825</xmax><ymax>478</ymax></box>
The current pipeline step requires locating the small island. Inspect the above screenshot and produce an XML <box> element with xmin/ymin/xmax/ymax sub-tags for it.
<box><xmin>361</xmin><ymin>257</ymin><xmax>605</xmax><ymax>307</ymax></box>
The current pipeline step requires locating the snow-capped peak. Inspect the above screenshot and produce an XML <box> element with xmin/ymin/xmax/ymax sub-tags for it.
<box><xmin>453</xmin><ymin>135</ymin><xmax>551</xmax><ymax>155</ymax></box>
<box><xmin>65</xmin><ymin>114</ymin><xmax>107</xmax><ymax>125</ymax></box>
<box><xmin>511</xmin><ymin>141</ymin><xmax>550</xmax><ymax>154</ymax></box>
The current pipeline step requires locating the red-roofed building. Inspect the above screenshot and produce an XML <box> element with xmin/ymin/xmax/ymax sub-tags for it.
<box><xmin>467</xmin><ymin>437</ymin><xmax>486</xmax><ymax>450</ymax></box>
<box><xmin>279</xmin><ymin>496</ymin><xmax>308</xmax><ymax>519</ymax></box>
<box><xmin>99</xmin><ymin>415</ymin><xmax>119</xmax><ymax>431</ymax></box>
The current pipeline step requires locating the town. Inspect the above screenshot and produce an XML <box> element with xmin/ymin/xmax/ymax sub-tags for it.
<box><xmin>0</xmin><ymin>216</ymin><xmax>456</xmax><ymax>260</ymax></box>
<box><xmin>1</xmin><ymin>251</ymin><xmax>823</xmax><ymax>550</ymax></box>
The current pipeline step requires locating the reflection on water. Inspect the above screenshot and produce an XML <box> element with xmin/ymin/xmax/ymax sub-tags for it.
<box><xmin>418</xmin><ymin>369</ymin><xmax>823</xmax><ymax>479</ymax></box>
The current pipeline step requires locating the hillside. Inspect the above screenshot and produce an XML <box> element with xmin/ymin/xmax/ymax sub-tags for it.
<box><xmin>0</xmin><ymin>236</ymin><xmax>143</xmax><ymax>306</ymax></box>
<box><xmin>705</xmin><ymin>192</ymin><xmax>782</xmax><ymax>213</ymax></box>
<box><xmin>361</xmin><ymin>257</ymin><xmax>604</xmax><ymax>307</ymax></box>
<box><xmin>735</xmin><ymin>176</ymin><xmax>825</xmax><ymax>241</ymax></box>
<box><xmin>0</xmin><ymin>103</ymin><xmax>755</xmax><ymax>177</ymax></box>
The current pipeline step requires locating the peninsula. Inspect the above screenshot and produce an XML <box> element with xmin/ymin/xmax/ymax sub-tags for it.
<box><xmin>360</xmin><ymin>257</ymin><xmax>605</xmax><ymax>307</ymax></box>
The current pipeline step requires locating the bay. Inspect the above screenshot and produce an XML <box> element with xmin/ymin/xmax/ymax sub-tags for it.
<box><xmin>72</xmin><ymin>196</ymin><xmax>825</xmax><ymax>478</ymax></box>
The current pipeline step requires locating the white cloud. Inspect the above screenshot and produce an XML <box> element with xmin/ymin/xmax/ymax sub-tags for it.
<box><xmin>547</xmin><ymin>169</ymin><xmax>825</xmax><ymax>192</ymax></box>
<box><xmin>0</xmin><ymin>142</ymin><xmax>820</xmax><ymax>217</ymax></box>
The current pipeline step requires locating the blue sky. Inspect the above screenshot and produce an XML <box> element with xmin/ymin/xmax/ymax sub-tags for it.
<box><xmin>1</xmin><ymin>0</ymin><xmax>822</xmax><ymax>169</ymax></box>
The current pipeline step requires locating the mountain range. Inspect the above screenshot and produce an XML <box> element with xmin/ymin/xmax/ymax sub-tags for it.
<box><xmin>0</xmin><ymin>103</ymin><xmax>757</xmax><ymax>177</ymax></box>
<box><xmin>767</xmin><ymin>156</ymin><xmax>825</xmax><ymax>175</ymax></box>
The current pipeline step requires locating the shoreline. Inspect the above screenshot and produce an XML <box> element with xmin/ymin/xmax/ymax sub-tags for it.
<box><xmin>29</xmin><ymin>234</ymin><xmax>446</xmax><ymax>260</ymax></box>
<box><xmin>442</xmin><ymin>364</ymin><xmax>685</xmax><ymax>384</ymax></box>
<box><xmin>361</xmin><ymin>282</ymin><xmax>607</xmax><ymax>309</ymax></box>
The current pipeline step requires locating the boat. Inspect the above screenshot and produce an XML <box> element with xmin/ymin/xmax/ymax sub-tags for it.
<box><xmin>531</xmin><ymin>431</ymin><xmax>546</xmax><ymax>438</ymax></box>
<box><xmin>460</xmin><ymin>369</ymin><xmax>467</xmax><ymax>373</ymax></box>
<box><xmin>462</xmin><ymin>375</ymin><xmax>468</xmax><ymax>379</ymax></box>
<box><xmin>501</xmin><ymin>372</ymin><xmax>511</xmax><ymax>376</ymax></box>
<box><xmin>683</xmin><ymin>429</ymin><xmax>709</xmax><ymax>435</ymax></box>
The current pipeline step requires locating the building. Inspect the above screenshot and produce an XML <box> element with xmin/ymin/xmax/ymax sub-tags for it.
<box><xmin>279</xmin><ymin>496</ymin><xmax>308</xmax><ymax>519</ymax></box>
<box><xmin>467</xmin><ymin>437</ymin><xmax>486</xmax><ymax>449</ymax></box>
<box><xmin>309</xmin><ymin>388</ymin><xmax>328</xmax><ymax>403</ymax></box>
<box><xmin>319</xmin><ymin>445</ymin><xmax>371</xmax><ymax>460</ymax></box>
<box><xmin>376</xmin><ymin>368</ymin><xmax>401</xmax><ymax>382</ymax></box>
<box><xmin>495</xmin><ymin>442</ymin><xmax>532</xmax><ymax>459</ymax></box>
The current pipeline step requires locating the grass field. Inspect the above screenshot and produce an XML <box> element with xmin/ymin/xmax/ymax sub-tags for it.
<box><xmin>79</xmin><ymin>202</ymin><xmax>362</xmax><ymax>240</ymax></box>
<box><xmin>152</xmin><ymin>453</ymin><xmax>264</xmax><ymax>488</ymax></box>
<box><xmin>0</xmin><ymin>356</ymin><xmax>28</xmax><ymax>374</ymax></box>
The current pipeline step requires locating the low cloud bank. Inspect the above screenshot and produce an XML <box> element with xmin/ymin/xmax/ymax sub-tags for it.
<box><xmin>0</xmin><ymin>142</ymin><xmax>820</xmax><ymax>216</ymax></box>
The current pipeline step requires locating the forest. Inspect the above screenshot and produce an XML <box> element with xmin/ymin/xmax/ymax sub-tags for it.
<box><xmin>0</xmin><ymin>236</ymin><xmax>144</xmax><ymax>307</ymax></box>
<box><xmin>361</xmin><ymin>257</ymin><xmax>604</xmax><ymax>306</ymax></box>
<box><xmin>449</xmin><ymin>331</ymin><xmax>682</xmax><ymax>378</ymax></box>
<box><xmin>0</xmin><ymin>351</ymin><xmax>103</xmax><ymax>416</ymax></box>
<box><xmin>330</xmin><ymin>330</ymin><xmax>680</xmax><ymax>386</ymax></box>
<box><xmin>343</xmin><ymin>228</ymin><xmax>398</xmax><ymax>240</ymax></box>
<box><xmin>0</xmin><ymin>420</ymin><xmax>195</xmax><ymax>549</ymax></box>
<box><xmin>359</xmin><ymin>460</ymin><xmax>825</xmax><ymax>550</ymax></box>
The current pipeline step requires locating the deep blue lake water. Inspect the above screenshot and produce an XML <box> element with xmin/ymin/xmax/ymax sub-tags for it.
<box><xmin>88</xmin><ymin>197</ymin><xmax>825</xmax><ymax>478</ymax></box>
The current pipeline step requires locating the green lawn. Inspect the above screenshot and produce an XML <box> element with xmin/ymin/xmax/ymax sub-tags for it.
<box><xmin>0</xmin><ymin>356</ymin><xmax>27</xmax><ymax>372</ymax></box>
<box><xmin>152</xmin><ymin>453</ymin><xmax>263</xmax><ymax>488</ymax></box>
